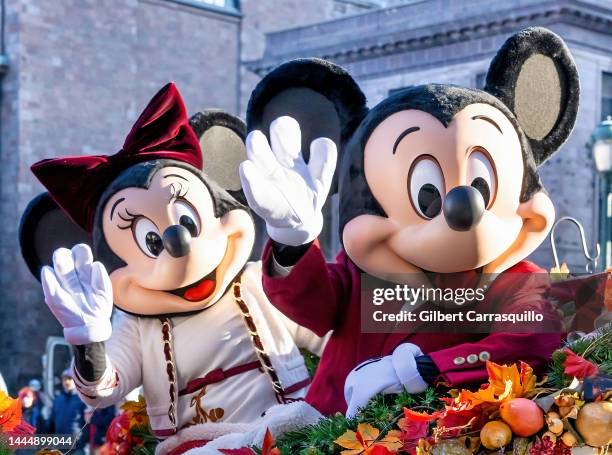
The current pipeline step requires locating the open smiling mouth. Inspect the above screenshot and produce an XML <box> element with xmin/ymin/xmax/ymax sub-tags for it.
<box><xmin>167</xmin><ymin>267</ymin><xmax>217</xmax><ymax>302</ymax></box>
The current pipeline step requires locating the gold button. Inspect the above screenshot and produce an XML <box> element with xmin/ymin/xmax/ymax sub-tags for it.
<box><xmin>453</xmin><ymin>356</ymin><xmax>466</xmax><ymax>365</ymax></box>
<box><xmin>479</xmin><ymin>351</ymin><xmax>491</xmax><ymax>362</ymax></box>
<box><xmin>467</xmin><ymin>354</ymin><xmax>478</xmax><ymax>364</ymax></box>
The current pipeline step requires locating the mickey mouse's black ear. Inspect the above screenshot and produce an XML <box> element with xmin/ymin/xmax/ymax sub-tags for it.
<box><xmin>19</xmin><ymin>193</ymin><xmax>91</xmax><ymax>280</ymax></box>
<box><xmin>484</xmin><ymin>27</ymin><xmax>579</xmax><ymax>166</ymax></box>
<box><xmin>247</xmin><ymin>58</ymin><xmax>368</xmax><ymax>190</ymax></box>
<box><xmin>189</xmin><ymin>110</ymin><xmax>247</xmax><ymax>201</ymax></box>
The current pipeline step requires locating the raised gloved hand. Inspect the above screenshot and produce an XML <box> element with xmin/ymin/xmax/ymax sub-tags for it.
<box><xmin>239</xmin><ymin>116</ymin><xmax>337</xmax><ymax>246</ymax></box>
<box><xmin>41</xmin><ymin>244</ymin><xmax>113</xmax><ymax>345</ymax></box>
<box><xmin>344</xmin><ymin>343</ymin><xmax>428</xmax><ymax>418</ymax></box>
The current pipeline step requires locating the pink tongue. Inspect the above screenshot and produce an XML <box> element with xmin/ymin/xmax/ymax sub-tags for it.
<box><xmin>183</xmin><ymin>280</ymin><xmax>215</xmax><ymax>302</ymax></box>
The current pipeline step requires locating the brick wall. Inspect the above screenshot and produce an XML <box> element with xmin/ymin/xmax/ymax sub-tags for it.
<box><xmin>239</xmin><ymin>0</ymin><xmax>338</xmax><ymax>114</ymax></box>
<box><xmin>0</xmin><ymin>0</ymin><xmax>240</xmax><ymax>392</ymax></box>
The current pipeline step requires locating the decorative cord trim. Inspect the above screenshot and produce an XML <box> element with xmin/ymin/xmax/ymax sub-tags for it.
<box><xmin>233</xmin><ymin>279</ymin><xmax>293</xmax><ymax>403</ymax></box>
<box><xmin>160</xmin><ymin>317</ymin><xmax>178</xmax><ymax>432</ymax></box>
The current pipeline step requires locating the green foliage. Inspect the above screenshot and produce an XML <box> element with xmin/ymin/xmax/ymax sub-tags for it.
<box><xmin>274</xmin><ymin>388</ymin><xmax>443</xmax><ymax>455</ymax></box>
<box><xmin>276</xmin><ymin>327</ymin><xmax>611</xmax><ymax>455</ymax></box>
<box><xmin>130</xmin><ymin>425</ymin><xmax>159</xmax><ymax>455</ymax></box>
<box><xmin>547</xmin><ymin>326</ymin><xmax>612</xmax><ymax>389</ymax></box>
<box><xmin>0</xmin><ymin>434</ymin><xmax>10</xmax><ymax>455</ymax></box>
<box><xmin>300</xmin><ymin>349</ymin><xmax>321</xmax><ymax>378</ymax></box>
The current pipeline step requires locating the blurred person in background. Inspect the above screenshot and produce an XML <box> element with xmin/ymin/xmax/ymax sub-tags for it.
<box><xmin>18</xmin><ymin>385</ymin><xmax>44</xmax><ymax>432</ymax></box>
<box><xmin>48</xmin><ymin>369</ymin><xmax>88</xmax><ymax>454</ymax></box>
<box><xmin>88</xmin><ymin>405</ymin><xmax>116</xmax><ymax>454</ymax></box>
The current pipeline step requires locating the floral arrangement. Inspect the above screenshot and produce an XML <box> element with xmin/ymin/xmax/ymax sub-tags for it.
<box><xmin>99</xmin><ymin>396</ymin><xmax>157</xmax><ymax>455</ymax></box>
<box><xmin>0</xmin><ymin>390</ymin><xmax>36</xmax><ymax>454</ymax></box>
<box><xmin>239</xmin><ymin>327</ymin><xmax>611</xmax><ymax>455</ymax></box>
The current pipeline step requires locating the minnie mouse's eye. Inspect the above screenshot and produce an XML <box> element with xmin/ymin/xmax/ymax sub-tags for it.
<box><xmin>408</xmin><ymin>156</ymin><xmax>445</xmax><ymax>219</ymax></box>
<box><xmin>133</xmin><ymin>217</ymin><xmax>163</xmax><ymax>258</ymax></box>
<box><xmin>467</xmin><ymin>149</ymin><xmax>496</xmax><ymax>208</ymax></box>
<box><xmin>174</xmin><ymin>200</ymin><xmax>200</xmax><ymax>237</ymax></box>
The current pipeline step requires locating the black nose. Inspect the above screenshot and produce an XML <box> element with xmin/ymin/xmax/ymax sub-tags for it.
<box><xmin>162</xmin><ymin>225</ymin><xmax>191</xmax><ymax>258</ymax></box>
<box><xmin>443</xmin><ymin>186</ymin><xmax>485</xmax><ymax>231</ymax></box>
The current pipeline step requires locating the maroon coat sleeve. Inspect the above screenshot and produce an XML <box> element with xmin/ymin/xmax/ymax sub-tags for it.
<box><xmin>423</xmin><ymin>262</ymin><xmax>563</xmax><ymax>386</ymax></box>
<box><xmin>261</xmin><ymin>240</ymin><xmax>352</xmax><ymax>337</ymax></box>
<box><xmin>428</xmin><ymin>332</ymin><xmax>563</xmax><ymax>386</ymax></box>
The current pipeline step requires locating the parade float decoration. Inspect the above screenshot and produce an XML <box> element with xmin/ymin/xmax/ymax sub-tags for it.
<box><xmin>0</xmin><ymin>391</ymin><xmax>35</xmax><ymax>454</ymax></box>
<box><xmin>212</xmin><ymin>327</ymin><xmax>610</xmax><ymax>455</ymax></box>
<box><xmin>99</xmin><ymin>396</ymin><xmax>157</xmax><ymax>455</ymax></box>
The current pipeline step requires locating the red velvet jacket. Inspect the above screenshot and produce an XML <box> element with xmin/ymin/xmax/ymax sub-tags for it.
<box><xmin>262</xmin><ymin>242</ymin><xmax>563</xmax><ymax>415</ymax></box>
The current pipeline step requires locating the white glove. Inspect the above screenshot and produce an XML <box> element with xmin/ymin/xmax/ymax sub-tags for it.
<box><xmin>344</xmin><ymin>343</ymin><xmax>428</xmax><ymax>418</ymax></box>
<box><xmin>239</xmin><ymin>116</ymin><xmax>337</xmax><ymax>246</ymax></box>
<box><xmin>41</xmin><ymin>244</ymin><xmax>113</xmax><ymax>345</ymax></box>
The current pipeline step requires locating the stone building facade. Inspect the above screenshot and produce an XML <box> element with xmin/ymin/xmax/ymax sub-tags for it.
<box><xmin>248</xmin><ymin>0</ymin><xmax>612</xmax><ymax>272</ymax></box>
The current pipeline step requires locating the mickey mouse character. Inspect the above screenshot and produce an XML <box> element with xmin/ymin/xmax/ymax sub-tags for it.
<box><xmin>240</xmin><ymin>27</ymin><xmax>573</xmax><ymax>417</ymax></box>
<box><xmin>19</xmin><ymin>83</ymin><xmax>325</xmax><ymax>439</ymax></box>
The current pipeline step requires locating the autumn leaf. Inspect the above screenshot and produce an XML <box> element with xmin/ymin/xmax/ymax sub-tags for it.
<box><xmin>335</xmin><ymin>423</ymin><xmax>403</xmax><ymax>455</ymax></box>
<box><xmin>486</xmin><ymin>361</ymin><xmax>536</xmax><ymax>397</ymax></box>
<box><xmin>261</xmin><ymin>428</ymin><xmax>280</xmax><ymax>455</ymax></box>
<box><xmin>121</xmin><ymin>395</ymin><xmax>150</xmax><ymax>429</ymax></box>
<box><xmin>8</xmin><ymin>420</ymin><xmax>35</xmax><ymax>435</ymax></box>
<box><xmin>396</xmin><ymin>409</ymin><xmax>437</xmax><ymax>452</ymax></box>
<box><xmin>121</xmin><ymin>395</ymin><xmax>147</xmax><ymax>414</ymax></box>
<box><xmin>0</xmin><ymin>391</ymin><xmax>22</xmax><ymax>432</ymax></box>
<box><xmin>562</xmin><ymin>348</ymin><xmax>599</xmax><ymax>379</ymax></box>
<box><xmin>455</xmin><ymin>379</ymin><xmax>513</xmax><ymax>409</ymax></box>
<box><xmin>437</xmin><ymin>404</ymin><xmax>488</xmax><ymax>438</ymax></box>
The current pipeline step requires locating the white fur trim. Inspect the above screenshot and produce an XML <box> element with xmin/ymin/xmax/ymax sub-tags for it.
<box><xmin>157</xmin><ymin>401</ymin><xmax>323</xmax><ymax>455</ymax></box>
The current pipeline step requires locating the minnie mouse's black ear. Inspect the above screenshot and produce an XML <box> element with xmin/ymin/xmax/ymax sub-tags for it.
<box><xmin>247</xmin><ymin>58</ymin><xmax>367</xmax><ymax>183</ymax></box>
<box><xmin>189</xmin><ymin>110</ymin><xmax>247</xmax><ymax>202</ymax></box>
<box><xmin>484</xmin><ymin>27</ymin><xmax>579</xmax><ymax>166</ymax></box>
<box><xmin>19</xmin><ymin>192</ymin><xmax>91</xmax><ymax>280</ymax></box>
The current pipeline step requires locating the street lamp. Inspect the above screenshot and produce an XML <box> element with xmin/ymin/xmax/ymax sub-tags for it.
<box><xmin>591</xmin><ymin>116</ymin><xmax>612</xmax><ymax>270</ymax></box>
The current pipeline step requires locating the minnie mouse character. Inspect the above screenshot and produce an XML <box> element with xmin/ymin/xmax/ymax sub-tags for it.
<box><xmin>19</xmin><ymin>83</ymin><xmax>325</xmax><ymax>439</ymax></box>
<box><xmin>240</xmin><ymin>27</ymin><xmax>573</xmax><ymax>416</ymax></box>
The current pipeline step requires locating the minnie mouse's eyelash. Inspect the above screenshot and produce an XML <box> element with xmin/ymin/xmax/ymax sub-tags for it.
<box><xmin>117</xmin><ymin>209</ymin><xmax>140</xmax><ymax>230</ymax></box>
<box><xmin>169</xmin><ymin>182</ymin><xmax>189</xmax><ymax>202</ymax></box>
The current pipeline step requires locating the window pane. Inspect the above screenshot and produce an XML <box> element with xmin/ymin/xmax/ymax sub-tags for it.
<box><xmin>197</xmin><ymin>0</ymin><xmax>226</xmax><ymax>6</ymax></box>
<box><xmin>602</xmin><ymin>72</ymin><xmax>612</xmax><ymax>120</ymax></box>
<box><xmin>188</xmin><ymin>0</ymin><xmax>239</xmax><ymax>9</ymax></box>
<box><xmin>475</xmin><ymin>72</ymin><xmax>486</xmax><ymax>89</ymax></box>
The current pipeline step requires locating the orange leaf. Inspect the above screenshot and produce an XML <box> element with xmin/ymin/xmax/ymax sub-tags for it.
<box><xmin>456</xmin><ymin>378</ymin><xmax>513</xmax><ymax>409</ymax></box>
<box><xmin>121</xmin><ymin>395</ymin><xmax>147</xmax><ymax>414</ymax></box>
<box><xmin>335</xmin><ymin>423</ymin><xmax>402</xmax><ymax>455</ymax></box>
<box><xmin>403</xmin><ymin>409</ymin><xmax>442</xmax><ymax>423</ymax></box>
<box><xmin>456</xmin><ymin>361</ymin><xmax>536</xmax><ymax>410</ymax></box>
<box><xmin>261</xmin><ymin>428</ymin><xmax>275</xmax><ymax>455</ymax></box>
<box><xmin>486</xmin><ymin>361</ymin><xmax>535</xmax><ymax>397</ymax></box>
<box><xmin>0</xmin><ymin>391</ymin><xmax>22</xmax><ymax>432</ymax></box>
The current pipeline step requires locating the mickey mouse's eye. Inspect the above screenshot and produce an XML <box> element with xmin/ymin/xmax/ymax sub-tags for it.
<box><xmin>467</xmin><ymin>149</ymin><xmax>496</xmax><ymax>208</ymax></box>
<box><xmin>174</xmin><ymin>200</ymin><xmax>200</xmax><ymax>237</ymax></box>
<box><xmin>408</xmin><ymin>156</ymin><xmax>445</xmax><ymax>219</ymax></box>
<box><xmin>133</xmin><ymin>217</ymin><xmax>163</xmax><ymax>258</ymax></box>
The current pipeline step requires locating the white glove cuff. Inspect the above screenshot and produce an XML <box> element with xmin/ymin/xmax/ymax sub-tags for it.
<box><xmin>267</xmin><ymin>214</ymin><xmax>323</xmax><ymax>246</ymax></box>
<box><xmin>64</xmin><ymin>319</ymin><xmax>112</xmax><ymax>345</ymax></box>
<box><xmin>391</xmin><ymin>343</ymin><xmax>428</xmax><ymax>394</ymax></box>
